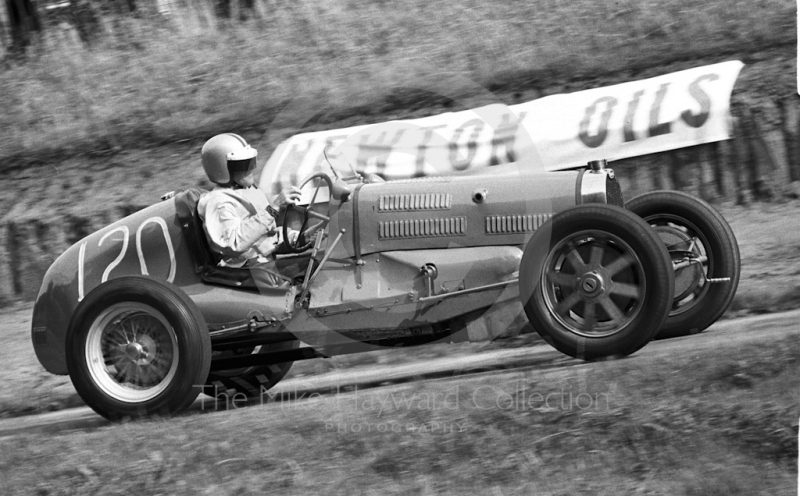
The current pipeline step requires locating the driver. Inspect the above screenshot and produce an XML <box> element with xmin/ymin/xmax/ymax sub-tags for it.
<box><xmin>197</xmin><ymin>133</ymin><xmax>306</xmax><ymax>288</ymax></box>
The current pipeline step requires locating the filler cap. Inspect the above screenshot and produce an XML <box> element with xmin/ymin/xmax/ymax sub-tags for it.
<box><xmin>588</xmin><ymin>159</ymin><xmax>607</xmax><ymax>172</ymax></box>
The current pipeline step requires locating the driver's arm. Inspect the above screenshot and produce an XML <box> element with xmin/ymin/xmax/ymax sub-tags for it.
<box><xmin>206</xmin><ymin>200</ymin><xmax>277</xmax><ymax>256</ymax></box>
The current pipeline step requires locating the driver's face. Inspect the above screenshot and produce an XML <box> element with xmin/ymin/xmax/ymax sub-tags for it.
<box><xmin>232</xmin><ymin>170</ymin><xmax>255</xmax><ymax>188</ymax></box>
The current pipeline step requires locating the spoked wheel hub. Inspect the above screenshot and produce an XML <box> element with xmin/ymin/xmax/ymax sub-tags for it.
<box><xmin>647</xmin><ymin>216</ymin><xmax>710</xmax><ymax>315</ymax></box>
<box><xmin>544</xmin><ymin>231</ymin><xmax>646</xmax><ymax>338</ymax></box>
<box><xmin>85</xmin><ymin>302</ymin><xmax>179</xmax><ymax>403</ymax></box>
<box><xmin>578</xmin><ymin>272</ymin><xmax>605</xmax><ymax>296</ymax></box>
<box><xmin>123</xmin><ymin>339</ymin><xmax>154</xmax><ymax>364</ymax></box>
<box><xmin>652</xmin><ymin>224</ymin><xmax>704</xmax><ymax>302</ymax></box>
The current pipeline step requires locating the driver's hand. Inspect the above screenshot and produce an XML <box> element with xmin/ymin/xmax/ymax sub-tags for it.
<box><xmin>274</xmin><ymin>186</ymin><xmax>302</xmax><ymax>208</ymax></box>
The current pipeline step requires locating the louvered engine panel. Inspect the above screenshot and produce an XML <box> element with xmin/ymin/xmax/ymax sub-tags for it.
<box><xmin>378</xmin><ymin>193</ymin><xmax>452</xmax><ymax>212</ymax></box>
<box><xmin>485</xmin><ymin>214</ymin><xmax>552</xmax><ymax>235</ymax></box>
<box><xmin>379</xmin><ymin>217</ymin><xmax>466</xmax><ymax>239</ymax></box>
<box><xmin>339</xmin><ymin>168</ymin><xmax>581</xmax><ymax>257</ymax></box>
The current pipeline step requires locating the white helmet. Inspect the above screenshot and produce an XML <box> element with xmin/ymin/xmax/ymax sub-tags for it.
<box><xmin>201</xmin><ymin>133</ymin><xmax>258</xmax><ymax>186</ymax></box>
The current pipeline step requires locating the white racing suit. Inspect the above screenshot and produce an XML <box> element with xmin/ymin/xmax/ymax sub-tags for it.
<box><xmin>198</xmin><ymin>186</ymin><xmax>304</xmax><ymax>288</ymax></box>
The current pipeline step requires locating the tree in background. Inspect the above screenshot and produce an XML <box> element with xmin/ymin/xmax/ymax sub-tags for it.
<box><xmin>216</xmin><ymin>0</ymin><xmax>255</xmax><ymax>20</ymax></box>
<box><xmin>68</xmin><ymin>1</ymin><xmax>102</xmax><ymax>44</ymax></box>
<box><xmin>103</xmin><ymin>0</ymin><xmax>137</xmax><ymax>15</ymax></box>
<box><xmin>121</xmin><ymin>0</ymin><xmax>136</xmax><ymax>12</ymax></box>
<box><xmin>4</xmin><ymin>0</ymin><xmax>42</xmax><ymax>56</ymax></box>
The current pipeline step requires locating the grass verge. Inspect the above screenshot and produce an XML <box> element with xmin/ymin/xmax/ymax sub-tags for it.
<box><xmin>1</xmin><ymin>334</ymin><xmax>797</xmax><ymax>495</ymax></box>
<box><xmin>0</xmin><ymin>0</ymin><xmax>794</xmax><ymax>166</ymax></box>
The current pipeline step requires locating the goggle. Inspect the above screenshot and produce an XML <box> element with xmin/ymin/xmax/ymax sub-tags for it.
<box><xmin>227</xmin><ymin>157</ymin><xmax>257</xmax><ymax>174</ymax></box>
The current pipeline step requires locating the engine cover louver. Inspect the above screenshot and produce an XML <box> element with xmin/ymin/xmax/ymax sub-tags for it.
<box><xmin>379</xmin><ymin>217</ymin><xmax>467</xmax><ymax>239</ymax></box>
<box><xmin>378</xmin><ymin>193</ymin><xmax>452</xmax><ymax>212</ymax></box>
<box><xmin>485</xmin><ymin>214</ymin><xmax>552</xmax><ymax>234</ymax></box>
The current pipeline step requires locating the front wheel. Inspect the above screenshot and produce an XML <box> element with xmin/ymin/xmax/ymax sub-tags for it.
<box><xmin>625</xmin><ymin>191</ymin><xmax>741</xmax><ymax>339</ymax></box>
<box><xmin>66</xmin><ymin>276</ymin><xmax>211</xmax><ymax>420</ymax></box>
<box><xmin>519</xmin><ymin>204</ymin><xmax>673</xmax><ymax>360</ymax></box>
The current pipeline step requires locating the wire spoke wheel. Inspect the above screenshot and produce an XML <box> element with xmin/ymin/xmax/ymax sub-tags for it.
<box><xmin>543</xmin><ymin>231</ymin><xmax>646</xmax><ymax>338</ymax></box>
<box><xmin>67</xmin><ymin>276</ymin><xmax>211</xmax><ymax>420</ymax></box>
<box><xmin>86</xmin><ymin>303</ymin><xmax>179</xmax><ymax>403</ymax></box>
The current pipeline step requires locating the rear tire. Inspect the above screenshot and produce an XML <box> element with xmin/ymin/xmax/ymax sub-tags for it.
<box><xmin>519</xmin><ymin>204</ymin><xmax>673</xmax><ymax>360</ymax></box>
<box><xmin>626</xmin><ymin>191</ymin><xmax>741</xmax><ymax>339</ymax></box>
<box><xmin>66</xmin><ymin>276</ymin><xmax>211</xmax><ymax>420</ymax></box>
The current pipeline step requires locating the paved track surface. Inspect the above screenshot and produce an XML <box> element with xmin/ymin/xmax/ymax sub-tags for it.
<box><xmin>2</xmin><ymin>309</ymin><xmax>798</xmax><ymax>437</ymax></box>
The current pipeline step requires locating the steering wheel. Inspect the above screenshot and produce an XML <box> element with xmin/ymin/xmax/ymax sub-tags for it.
<box><xmin>282</xmin><ymin>173</ymin><xmax>333</xmax><ymax>253</ymax></box>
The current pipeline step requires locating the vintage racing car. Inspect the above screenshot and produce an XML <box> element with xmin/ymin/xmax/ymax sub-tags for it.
<box><xmin>30</xmin><ymin>158</ymin><xmax>740</xmax><ymax>419</ymax></box>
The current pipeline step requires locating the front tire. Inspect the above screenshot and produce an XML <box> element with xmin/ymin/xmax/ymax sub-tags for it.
<box><xmin>519</xmin><ymin>204</ymin><xmax>673</xmax><ymax>360</ymax></box>
<box><xmin>626</xmin><ymin>191</ymin><xmax>741</xmax><ymax>339</ymax></box>
<box><xmin>66</xmin><ymin>276</ymin><xmax>211</xmax><ymax>420</ymax></box>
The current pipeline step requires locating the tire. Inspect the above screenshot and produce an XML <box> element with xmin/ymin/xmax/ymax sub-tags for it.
<box><xmin>206</xmin><ymin>340</ymin><xmax>299</xmax><ymax>398</ymax></box>
<box><xmin>66</xmin><ymin>276</ymin><xmax>211</xmax><ymax>420</ymax></box>
<box><xmin>519</xmin><ymin>204</ymin><xmax>673</xmax><ymax>360</ymax></box>
<box><xmin>626</xmin><ymin>191</ymin><xmax>741</xmax><ymax>339</ymax></box>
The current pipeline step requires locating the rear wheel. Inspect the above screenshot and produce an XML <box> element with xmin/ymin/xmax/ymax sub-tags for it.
<box><xmin>66</xmin><ymin>276</ymin><xmax>211</xmax><ymax>420</ymax></box>
<box><xmin>626</xmin><ymin>191</ymin><xmax>741</xmax><ymax>338</ymax></box>
<box><xmin>519</xmin><ymin>204</ymin><xmax>673</xmax><ymax>360</ymax></box>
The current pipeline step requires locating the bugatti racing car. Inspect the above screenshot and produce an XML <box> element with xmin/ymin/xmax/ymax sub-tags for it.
<box><xmin>30</xmin><ymin>159</ymin><xmax>739</xmax><ymax>419</ymax></box>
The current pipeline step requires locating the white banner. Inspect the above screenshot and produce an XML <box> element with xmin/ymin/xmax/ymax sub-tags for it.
<box><xmin>261</xmin><ymin>61</ymin><xmax>743</xmax><ymax>196</ymax></box>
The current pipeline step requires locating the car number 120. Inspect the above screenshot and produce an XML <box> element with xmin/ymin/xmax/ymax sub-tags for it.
<box><xmin>77</xmin><ymin>217</ymin><xmax>177</xmax><ymax>301</ymax></box>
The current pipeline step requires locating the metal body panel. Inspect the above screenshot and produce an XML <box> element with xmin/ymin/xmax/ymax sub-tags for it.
<box><xmin>32</xmin><ymin>199</ymin><xmax>197</xmax><ymax>374</ymax></box>
<box><xmin>305</xmin><ymin>246</ymin><xmax>522</xmax><ymax>310</ymax></box>
<box><xmin>284</xmin><ymin>286</ymin><xmax>518</xmax><ymax>349</ymax></box>
<box><xmin>326</xmin><ymin>169</ymin><xmax>579</xmax><ymax>260</ymax></box>
<box><xmin>182</xmin><ymin>283</ymin><xmax>289</xmax><ymax>325</ymax></box>
<box><xmin>30</xmin><ymin>198</ymin><xmax>289</xmax><ymax>374</ymax></box>
<box><xmin>355</xmin><ymin>171</ymin><xmax>578</xmax><ymax>255</ymax></box>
